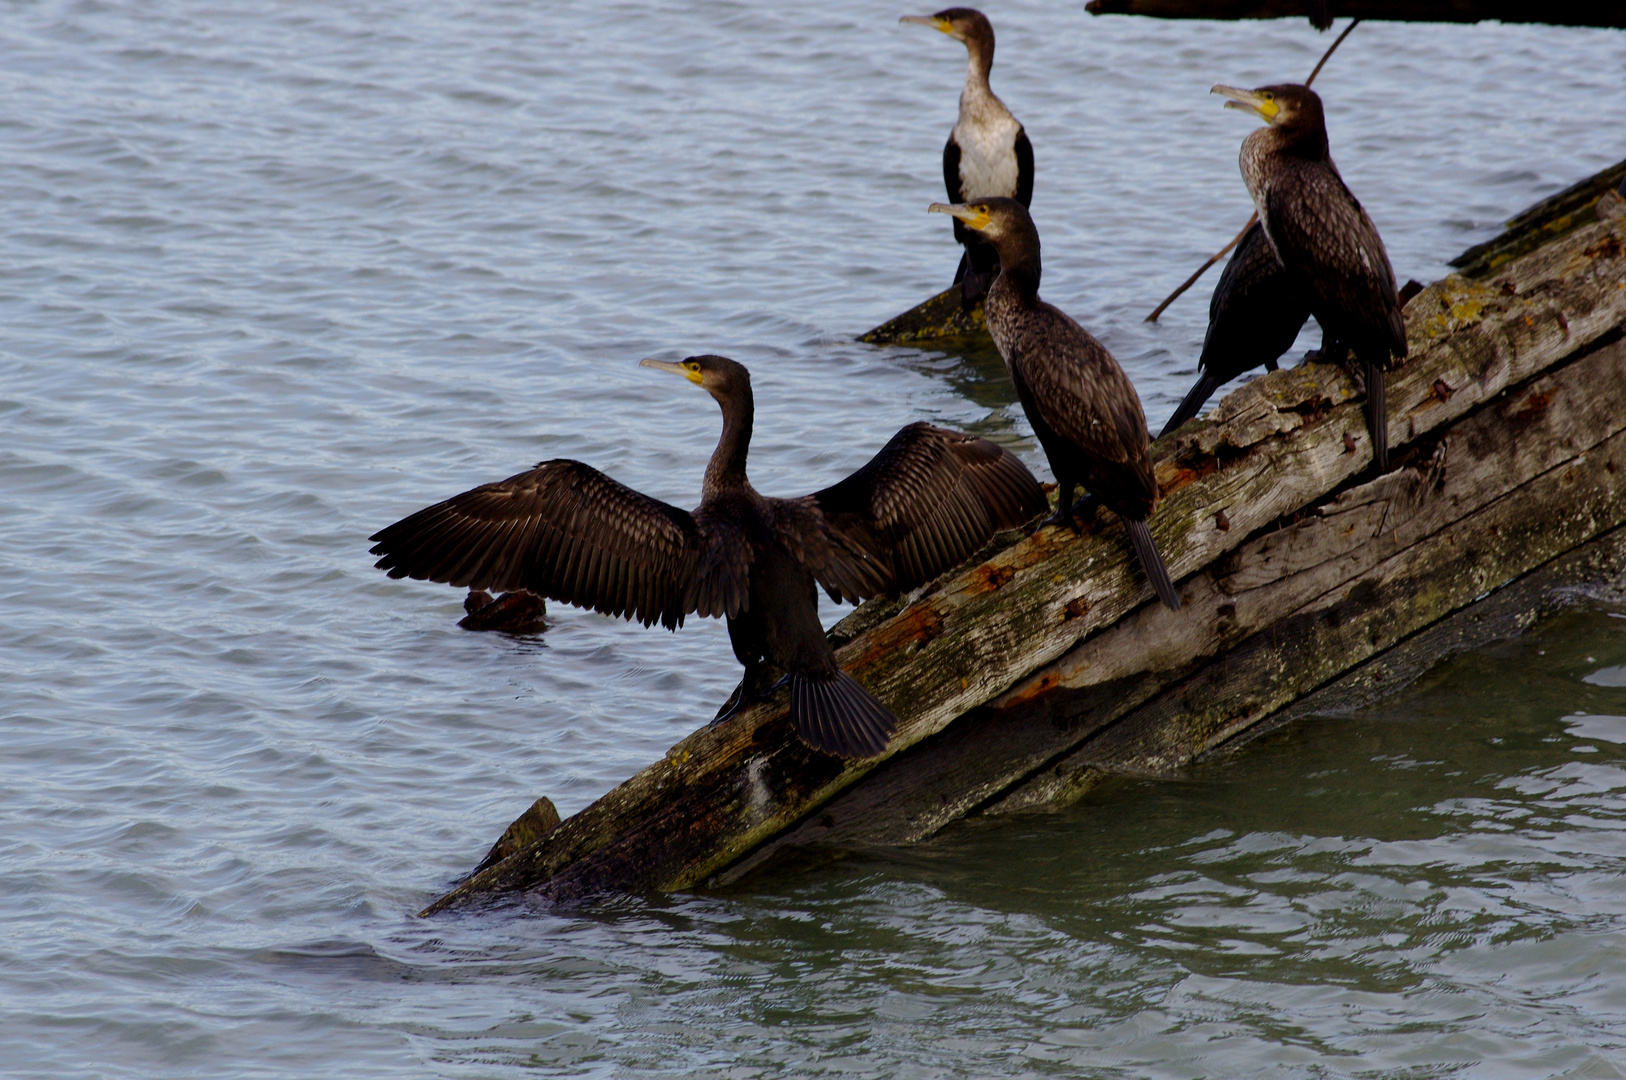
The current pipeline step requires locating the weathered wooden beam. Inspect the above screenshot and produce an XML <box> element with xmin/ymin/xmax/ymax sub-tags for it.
<box><xmin>1083</xmin><ymin>0</ymin><xmax>1626</xmax><ymax>29</ymax></box>
<box><xmin>988</xmin><ymin>342</ymin><xmax>1626</xmax><ymax>814</ymax></box>
<box><xmin>422</xmin><ymin>202</ymin><xmax>1626</xmax><ymax>914</ymax></box>
<box><xmin>718</xmin><ymin>329</ymin><xmax>1626</xmax><ymax>872</ymax></box>
<box><xmin>1211</xmin><ymin>518</ymin><xmax>1626</xmax><ymax>761</ymax></box>
<box><xmin>1452</xmin><ymin>158</ymin><xmax>1626</xmax><ymax>279</ymax></box>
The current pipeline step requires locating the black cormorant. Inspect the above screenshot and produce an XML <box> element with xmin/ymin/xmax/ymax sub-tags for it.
<box><xmin>929</xmin><ymin>198</ymin><xmax>1181</xmax><ymax>611</ymax></box>
<box><xmin>369</xmin><ymin>355</ymin><xmax>1048</xmax><ymax>760</ymax></box>
<box><xmin>1212</xmin><ymin>82</ymin><xmax>1407</xmax><ymax>470</ymax></box>
<box><xmin>1158</xmin><ymin>220</ymin><xmax>1310</xmax><ymax>438</ymax></box>
<box><xmin>901</xmin><ymin>7</ymin><xmax>1034</xmax><ymax>307</ymax></box>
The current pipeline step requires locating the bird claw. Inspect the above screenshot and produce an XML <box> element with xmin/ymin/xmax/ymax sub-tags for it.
<box><xmin>1042</xmin><ymin>493</ymin><xmax>1098</xmax><ymax>533</ymax></box>
<box><xmin>711</xmin><ymin>684</ymin><xmax>750</xmax><ymax>726</ymax></box>
<box><xmin>710</xmin><ymin>673</ymin><xmax>792</xmax><ymax>727</ymax></box>
<box><xmin>1041</xmin><ymin>506</ymin><xmax>1081</xmax><ymax>533</ymax></box>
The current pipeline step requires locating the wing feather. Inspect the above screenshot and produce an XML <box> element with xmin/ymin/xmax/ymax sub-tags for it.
<box><xmin>1011</xmin><ymin>310</ymin><xmax>1149</xmax><ymax>477</ymax></box>
<box><xmin>1014</xmin><ymin>127</ymin><xmax>1035</xmax><ymax>207</ymax></box>
<box><xmin>370</xmin><ymin>458</ymin><xmax>702</xmax><ymax>629</ymax></box>
<box><xmin>1261</xmin><ymin>157</ymin><xmax>1405</xmax><ymax>362</ymax></box>
<box><xmin>803</xmin><ymin>422</ymin><xmax>1048</xmax><ymax>598</ymax></box>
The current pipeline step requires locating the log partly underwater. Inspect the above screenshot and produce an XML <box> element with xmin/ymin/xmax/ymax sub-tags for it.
<box><xmin>423</xmin><ymin>173</ymin><xmax>1626</xmax><ymax>916</ymax></box>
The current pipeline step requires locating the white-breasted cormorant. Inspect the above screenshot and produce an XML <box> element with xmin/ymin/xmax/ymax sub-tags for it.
<box><xmin>901</xmin><ymin>7</ymin><xmax>1034</xmax><ymax>307</ymax></box>
<box><xmin>929</xmin><ymin>199</ymin><xmax>1181</xmax><ymax>611</ymax></box>
<box><xmin>1158</xmin><ymin>220</ymin><xmax>1310</xmax><ymax>438</ymax></box>
<box><xmin>369</xmin><ymin>355</ymin><xmax>1048</xmax><ymax>759</ymax></box>
<box><xmin>1212</xmin><ymin>82</ymin><xmax>1407</xmax><ymax>470</ymax></box>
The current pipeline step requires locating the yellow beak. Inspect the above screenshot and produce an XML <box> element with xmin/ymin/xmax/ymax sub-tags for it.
<box><xmin>899</xmin><ymin>14</ymin><xmax>953</xmax><ymax>34</ymax></box>
<box><xmin>639</xmin><ymin>358</ymin><xmax>703</xmax><ymax>385</ymax></box>
<box><xmin>929</xmin><ymin>202</ymin><xmax>991</xmax><ymax>232</ymax></box>
<box><xmin>1211</xmin><ymin>84</ymin><xmax>1279</xmax><ymax>122</ymax></box>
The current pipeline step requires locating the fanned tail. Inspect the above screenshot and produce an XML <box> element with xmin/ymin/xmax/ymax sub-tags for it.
<box><xmin>789</xmin><ymin>671</ymin><xmax>896</xmax><ymax>760</ymax></box>
<box><xmin>1158</xmin><ymin>371</ymin><xmax>1227</xmax><ymax>439</ymax></box>
<box><xmin>1126</xmin><ymin>518</ymin><xmax>1180</xmax><ymax>611</ymax></box>
<box><xmin>1364</xmin><ymin>355</ymin><xmax>1389</xmax><ymax>473</ymax></box>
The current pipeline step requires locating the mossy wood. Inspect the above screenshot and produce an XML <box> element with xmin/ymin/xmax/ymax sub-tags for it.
<box><xmin>1451</xmin><ymin>158</ymin><xmax>1626</xmax><ymax>279</ymax></box>
<box><xmin>422</xmin><ymin>186</ymin><xmax>1626</xmax><ymax>916</ymax></box>
<box><xmin>859</xmin><ymin>285</ymin><xmax>986</xmax><ymax>346</ymax></box>
<box><xmin>1082</xmin><ymin>0</ymin><xmax>1626</xmax><ymax>28</ymax></box>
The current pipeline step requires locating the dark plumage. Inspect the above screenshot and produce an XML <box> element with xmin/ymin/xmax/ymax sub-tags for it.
<box><xmin>1159</xmin><ymin>220</ymin><xmax>1310</xmax><ymax>438</ymax></box>
<box><xmin>901</xmin><ymin>7</ymin><xmax>1033</xmax><ymax>307</ymax></box>
<box><xmin>369</xmin><ymin>355</ymin><xmax>1048</xmax><ymax>759</ymax></box>
<box><xmin>930</xmin><ymin>198</ymin><xmax>1181</xmax><ymax>611</ymax></box>
<box><xmin>1213</xmin><ymin>82</ymin><xmax>1408</xmax><ymax>470</ymax></box>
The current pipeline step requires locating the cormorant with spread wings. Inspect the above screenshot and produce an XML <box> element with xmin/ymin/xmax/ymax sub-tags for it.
<box><xmin>369</xmin><ymin>355</ymin><xmax>1047</xmax><ymax>759</ymax></box>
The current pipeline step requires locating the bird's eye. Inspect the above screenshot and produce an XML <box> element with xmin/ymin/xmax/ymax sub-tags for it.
<box><xmin>1263</xmin><ymin>91</ymin><xmax>1275</xmax><ymax>101</ymax></box>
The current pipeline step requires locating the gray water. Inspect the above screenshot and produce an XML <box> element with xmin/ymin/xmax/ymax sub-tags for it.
<box><xmin>4</xmin><ymin>1</ymin><xmax>1626</xmax><ymax>1076</ymax></box>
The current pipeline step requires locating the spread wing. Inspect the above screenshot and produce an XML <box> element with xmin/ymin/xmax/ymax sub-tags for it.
<box><xmin>369</xmin><ymin>459</ymin><xmax>711</xmax><ymax>630</ymax></box>
<box><xmin>1014</xmin><ymin>127</ymin><xmax>1035</xmax><ymax>207</ymax></box>
<box><xmin>792</xmin><ymin>422</ymin><xmax>1048</xmax><ymax>600</ymax></box>
<box><xmin>1262</xmin><ymin>157</ymin><xmax>1406</xmax><ymax>360</ymax></box>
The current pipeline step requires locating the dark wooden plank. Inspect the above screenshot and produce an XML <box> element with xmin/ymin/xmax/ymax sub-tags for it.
<box><xmin>1083</xmin><ymin>0</ymin><xmax>1626</xmax><ymax>29</ymax></box>
<box><xmin>993</xmin><ymin>414</ymin><xmax>1626</xmax><ymax>810</ymax></box>
<box><xmin>1452</xmin><ymin>159</ymin><xmax>1626</xmax><ymax>279</ymax></box>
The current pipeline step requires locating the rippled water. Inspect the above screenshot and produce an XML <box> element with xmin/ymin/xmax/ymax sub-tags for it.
<box><xmin>4</xmin><ymin>1</ymin><xmax>1626</xmax><ymax>1075</ymax></box>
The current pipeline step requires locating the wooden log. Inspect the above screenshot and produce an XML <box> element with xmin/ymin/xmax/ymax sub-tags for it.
<box><xmin>421</xmin><ymin>202</ymin><xmax>1626</xmax><ymax>914</ymax></box>
<box><xmin>988</xmin><ymin>341</ymin><xmax>1626</xmax><ymax>814</ymax></box>
<box><xmin>1082</xmin><ymin>0</ymin><xmax>1626</xmax><ymax>29</ymax></box>
<box><xmin>719</xmin><ymin>329</ymin><xmax>1626</xmax><ymax>871</ymax></box>
<box><xmin>858</xmin><ymin>285</ymin><xmax>986</xmax><ymax>346</ymax></box>
<box><xmin>1211</xmin><ymin>518</ymin><xmax>1626</xmax><ymax>761</ymax></box>
<box><xmin>1451</xmin><ymin>158</ymin><xmax>1626</xmax><ymax>279</ymax></box>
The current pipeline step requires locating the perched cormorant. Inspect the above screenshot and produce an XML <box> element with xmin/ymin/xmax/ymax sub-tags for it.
<box><xmin>929</xmin><ymin>198</ymin><xmax>1182</xmax><ymax>611</ymax></box>
<box><xmin>1212</xmin><ymin>82</ymin><xmax>1408</xmax><ymax>470</ymax></box>
<box><xmin>901</xmin><ymin>7</ymin><xmax>1034</xmax><ymax>307</ymax></box>
<box><xmin>369</xmin><ymin>355</ymin><xmax>1048</xmax><ymax>760</ymax></box>
<box><xmin>1158</xmin><ymin>220</ymin><xmax>1310</xmax><ymax>438</ymax></box>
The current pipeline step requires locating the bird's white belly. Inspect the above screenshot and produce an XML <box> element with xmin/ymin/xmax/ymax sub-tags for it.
<box><xmin>954</xmin><ymin>115</ymin><xmax>1021</xmax><ymax>199</ymax></box>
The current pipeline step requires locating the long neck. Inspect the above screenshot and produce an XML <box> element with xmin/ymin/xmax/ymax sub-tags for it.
<box><xmin>959</xmin><ymin>36</ymin><xmax>994</xmax><ymax>109</ymax></box>
<box><xmin>1255</xmin><ymin>120</ymin><xmax>1328</xmax><ymax>164</ymax></box>
<box><xmin>703</xmin><ymin>384</ymin><xmax>753</xmax><ymax>495</ymax></box>
<box><xmin>992</xmin><ymin>227</ymin><xmax>1041</xmax><ymax>304</ymax></box>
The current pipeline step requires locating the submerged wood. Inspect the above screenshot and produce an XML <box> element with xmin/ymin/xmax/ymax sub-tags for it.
<box><xmin>423</xmin><ymin>191</ymin><xmax>1626</xmax><ymax>916</ymax></box>
<box><xmin>859</xmin><ymin>284</ymin><xmax>986</xmax><ymax>345</ymax></box>
<box><xmin>1082</xmin><ymin>0</ymin><xmax>1626</xmax><ymax>28</ymax></box>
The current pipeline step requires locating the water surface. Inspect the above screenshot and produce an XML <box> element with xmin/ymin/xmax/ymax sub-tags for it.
<box><xmin>4</xmin><ymin>1</ymin><xmax>1626</xmax><ymax>1075</ymax></box>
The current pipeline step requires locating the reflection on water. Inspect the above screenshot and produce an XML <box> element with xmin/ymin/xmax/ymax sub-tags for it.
<box><xmin>884</xmin><ymin>336</ymin><xmax>1026</xmax><ymax>441</ymax></box>
<box><xmin>3</xmin><ymin>0</ymin><xmax>1626</xmax><ymax>1076</ymax></box>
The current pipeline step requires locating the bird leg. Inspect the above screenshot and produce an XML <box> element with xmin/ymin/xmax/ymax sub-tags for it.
<box><xmin>1041</xmin><ymin>479</ymin><xmax>1079</xmax><ymax>531</ymax></box>
<box><xmin>1305</xmin><ymin>333</ymin><xmax>1349</xmax><ymax>367</ymax></box>
<box><xmin>711</xmin><ymin>664</ymin><xmax>788</xmax><ymax>726</ymax></box>
<box><xmin>1069</xmin><ymin>492</ymin><xmax>1100</xmax><ymax>526</ymax></box>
